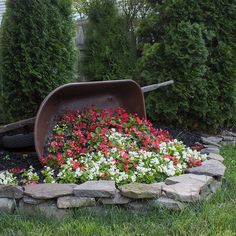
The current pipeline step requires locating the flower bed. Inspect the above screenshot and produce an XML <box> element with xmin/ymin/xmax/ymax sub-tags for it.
<box><xmin>1</xmin><ymin>107</ymin><xmax>207</xmax><ymax>185</ymax></box>
<box><xmin>0</xmin><ymin>107</ymin><xmax>226</xmax><ymax>216</ymax></box>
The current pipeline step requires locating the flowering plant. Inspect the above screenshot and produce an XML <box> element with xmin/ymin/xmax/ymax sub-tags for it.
<box><xmin>0</xmin><ymin>170</ymin><xmax>18</xmax><ymax>185</ymax></box>
<box><xmin>39</xmin><ymin>107</ymin><xmax>206</xmax><ymax>185</ymax></box>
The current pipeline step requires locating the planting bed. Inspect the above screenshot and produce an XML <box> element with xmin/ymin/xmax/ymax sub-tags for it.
<box><xmin>0</xmin><ymin>107</ymin><xmax>227</xmax><ymax>216</ymax></box>
<box><xmin>0</xmin><ymin>151</ymin><xmax>225</xmax><ymax>217</ymax></box>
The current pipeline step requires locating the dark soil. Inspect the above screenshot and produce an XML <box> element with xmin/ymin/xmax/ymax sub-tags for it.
<box><xmin>154</xmin><ymin>124</ymin><xmax>202</xmax><ymax>147</ymax></box>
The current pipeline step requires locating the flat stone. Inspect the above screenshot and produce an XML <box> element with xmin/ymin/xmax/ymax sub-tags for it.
<box><xmin>18</xmin><ymin>200</ymin><xmax>68</xmax><ymax>218</ymax></box>
<box><xmin>187</xmin><ymin>159</ymin><xmax>226</xmax><ymax>177</ymax></box>
<box><xmin>23</xmin><ymin>196</ymin><xmax>46</xmax><ymax>205</ymax></box>
<box><xmin>162</xmin><ymin>182</ymin><xmax>208</xmax><ymax>202</ymax></box>
<box><xmin>207</xmin><ymin>153</ymin><xmax>224</xmax><ymax>162</ymax></box>
<box><xmin>200</xmin><ymin>147</ymin><xmax>220</xmax><ymax>155</ymax></box>
<box><xmin>57</xmin><ymin>196</ymin><xmax>96</xmax><ymax>209</ymax></box>
<box><xmin>201</xmin><ymin>137</ymin><xmax>222</xmax><ymax>147</ymax></box>
<box><xmin>149</xmin><ymin>197</ymin><xmax>186</xmax><ymax>210</ymax></box>
<box><xmin>23</xmin><ymin>184</ymin><xmax>76</xmax><ymax>199</ymax></box>
<box><xmin>204</xmin><ymin>144</ymin><xmax>221</xmax><ymax>149</ymax></box>
<box><xmin>221</xmin><ymin>130</ymin><xmax>232</xmax><ymax>136</ymax></box>
<box><xmin>119</xmin><ymin>182</ymin><xmax>163</xmax><ymax>199</ymax></box>
<box><xmin>165</xmin><ymin>174</ymin><xmax>213</xmax><ymax>185</ymax></box>
<box><xmin>73</xmin><ymin>181</ymin><xmax>116</xmax><ymax>198</ymax></box>
<box><xmin>0</xmin><ymin>185</ymin><xmax>23</xmax><ymax>199</ymax></box>
<box><xmin>222</xmin><ymin>136</ymin><xmax>236</xmax><ymax>141</ymax></box>
<box><xmin>0</xmin><ymin>198</ymin><xmax>16</xmax><ymax>213</ymax></box>
<box><xmin>99</xmin><ymin>190</ymin><xmax>131</xmax><ymax>205</ymax></box>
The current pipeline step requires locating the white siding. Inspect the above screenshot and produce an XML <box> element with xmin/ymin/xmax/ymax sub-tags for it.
<box><xmin>0</xmin><ymin>0</ymin><xmax>6</xmax><ymax>24</ymax></box>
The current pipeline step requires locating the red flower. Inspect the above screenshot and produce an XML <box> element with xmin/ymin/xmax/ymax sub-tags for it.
<box><xmin>121</xmin><ymin>152</ymin><xmax>129</xmax><ymax>159</ymax></box>
<box><xmin>72</xmin><ymin>162</ymin><xmax>81</xmax><ymax>171</ymax></box>
<box><xmin>9</xmin><ymin>167</ymin><xmax>24</xmax><ymax>175</ymax></box>
<box><xmin>133</xmin><ymin>163</ymin><xmax>137</xmax><ymax>168</ymax></box>
<box><xmin>191</xmin><ymin>145</ymin><xmax>204</xmax><ymax>151</ymax></box>
<box><xmin>136</xmin><ymin>117</ymin><xmax>142</xmax><ymax>125</ymax></box>
<box><xmin>40</xmin><ymin>156</ymin><xmax>48</xmax><ymax>165</ymax></box>
<box><xmin>67</xmin><ymin>150</ymin><xmax>74</xmax><ymax>157</ymax></box>
<box><xmin>124</xmin><ymin>165</ymin><xmax>129</xmax><ymax>171</ymax></box>
<box><xmin>57</xmin><ymin>153</ymin><xmax>64</xmax><ymax>165</ymax></box>
<box><xmin>188</xmin><ymin>157</ymin><xmax>202</xmax><ymax>167</ymax></box>
<box><xmin>25</xmin><ymin>180</ymin><xmax>38</xmax><ymax>185</ymax></box>
<box><xmin>80</xmin><ymin>166</ymin><xmax>86</xmax><ymax>171</ymax></box>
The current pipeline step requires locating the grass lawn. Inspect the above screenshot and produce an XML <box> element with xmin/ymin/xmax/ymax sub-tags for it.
<box><xmin>0</xmin><ymin>146</ymin><xmax>235</xmax><ymax>236</ymax></box>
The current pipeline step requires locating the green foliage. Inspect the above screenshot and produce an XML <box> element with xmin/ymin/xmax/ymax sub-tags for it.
<box><xmin>138</xmin><ymin>0</ymin><xmax>236</xmax><ymax>131</ymax></box>
<box><xmin>81</xmin><ymin>0</ymin><xmax>135</xmax><ymax>81</ymax></box>
<box><xmin>0</xmin><ymin>0</ymin><xmax>76</xmax><ymax>122</ymax></box>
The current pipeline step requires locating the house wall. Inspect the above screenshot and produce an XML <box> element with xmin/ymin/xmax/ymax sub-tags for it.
<box><xmin>0</xmin><ymin>0</ymin><xmax>6</xmax><ymax>24</ymax></box>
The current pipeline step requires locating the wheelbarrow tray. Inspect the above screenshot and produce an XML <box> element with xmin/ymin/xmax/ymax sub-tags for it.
<box><xmin>35</xmin><ymin>80</ymin><xmax>146</xmax><ymax>157</ymax></box>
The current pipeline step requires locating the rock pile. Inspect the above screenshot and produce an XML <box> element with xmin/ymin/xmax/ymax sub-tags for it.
<box><xmin>0</xmin><ymin>152</ymin><xmax>226</xmax><ymax>217</ymax></box>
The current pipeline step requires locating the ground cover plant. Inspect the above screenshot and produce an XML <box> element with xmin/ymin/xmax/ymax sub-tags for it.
<box><xmin>0</xmin><ymin>107</ymin><xmax>206</xmax><ymax>185</ymax></box>
<box><xmin>0</xmin><ymin>145</ymin><xmax>235</xmax><ymax>236</ymax></box>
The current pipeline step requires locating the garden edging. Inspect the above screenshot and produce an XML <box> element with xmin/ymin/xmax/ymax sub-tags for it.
<box><xmin>0</xmin><ymin>152</ymin><xmax>225</xmax><ymax>217</ymax></box>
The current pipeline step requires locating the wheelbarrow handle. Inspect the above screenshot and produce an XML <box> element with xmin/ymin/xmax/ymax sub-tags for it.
<box><xmin>141</xmin><ymin>80</ymin><xmax>174</xmax><ymax>93</ymax></box>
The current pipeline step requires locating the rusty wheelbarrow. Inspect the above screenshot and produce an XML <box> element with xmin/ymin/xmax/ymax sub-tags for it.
<box><xmin>33</xmin><ymin>80</ymin><xmax>173</xmax><ymax>157</ymax></box>
<box><xmin>0</xmin><ymin>80</ymin><xmax>173</xmax><ymax>153</ymax></box>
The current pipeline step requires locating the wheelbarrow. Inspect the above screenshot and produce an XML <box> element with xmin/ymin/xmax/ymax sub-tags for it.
<box><xmin>0</xmin><ymin>80</ymin><xmax>173</xmax><ymax>155</ymax></box>
<box><xmin>34</xmin><ymin>80</ymin><xmax>173</xmax><ymax>157</ymax></box>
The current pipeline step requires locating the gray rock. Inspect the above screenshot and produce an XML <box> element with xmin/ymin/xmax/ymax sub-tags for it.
<box><xmin>23</xmin><ymin>184</ymin><xmax>76</xmax><ymax>199</ymax></box>
<box><xmin>163</xmin><ymin>174</ymin><xmax>214</xmax><ymax>202</ymax></box>
<box><xmin>0</xmin><ymin>198</ymin><xmax>16</xmax><ymax>213</ymax></box>
<box><xmin>204</xmin><ymin>145</ymin><xmax>221</xmax><ymax>149</ymax></box>
<box><xmin>57</xmin><ymin>196</ymin><xmax>96</xmax><ymax>209</ymax></box>
<box><xmin>222</xmin><ymin>136</ymin><xmax>236</xmax><ymax>141</ymax></box>
<box><xmin>23</xmin><ymin>196</ymin><xmax>46</xmax><ymax>205</ymax></box>
<box><xmin>207</xmin><ymin>153</ymin><xmax>224</xmax><ymax>163</ymax></box>
<box><xmin>149</xmin><ymin>197</ymin><xmax>186</xmax><ymax>210</ymax></box>
<box><xmin>165</xmin><ymin>174</ymin><xmax>213</xmax><ymax>186</ymax></box>
<box><xmin>99</xmin><ymin>190</ymin><xmax>131</xmax><ymax>205</ymax></box>
<box><xmin>162</xmin><ymin>182</ymin><xmax>207</xmax><ymax>202</ymax></box>
<box><xmin>187</xmin><ymin>159</ymin><xmax>226</xmax><ymax>177</ymax></box>
<box><xmin>201</xmin><ymin>137</ymin><xmax>222</xmax><ymax>147</ymax></box>
<box><xmin>200</xmin><ymin>147</ymin><xmax>220</xmax><ymax>155</ymax></box>
<box><xmin>18</xmin><ymin>199</ymin><xmax>68</xmax><ymax>218</ymax></box>
<box><xmin>119</xmin><ymin>182</ymin><xmax>163</xmax><ymax>199</ymax></box>
<box><xmin>74</xmin><ymin>181</ymin><xmax>116</xmax><ymax>198</ymax></box>
<box><xmin>0</xmin><ymin>185</ymin><xmax>23</xmax><ymax>199</ymax></box>
<box><xmin>221</xmin><ymin>130</ymin><xmax>232</xmax><ymax>136</ymax></box>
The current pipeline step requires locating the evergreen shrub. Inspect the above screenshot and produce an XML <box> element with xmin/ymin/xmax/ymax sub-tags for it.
<box><xmin>138</xmin><ymin>0</ymin><xmax>236</xmax><ymax>131</ymax></box>
<box><xmin>81</xmin><ymin>0</ymin><xmax>135</xmax><ymax>81</ymax></box>
<box><xmin>0</xmin><ymin>0</ymin><xmax>76</xmax><ymax>122</ymax></box>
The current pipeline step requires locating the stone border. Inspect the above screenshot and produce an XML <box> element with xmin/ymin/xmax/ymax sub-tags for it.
<box><xmin>0</xmin><ymin>152</ymin><xmax>226</xmax><ymax>217</ymax></box>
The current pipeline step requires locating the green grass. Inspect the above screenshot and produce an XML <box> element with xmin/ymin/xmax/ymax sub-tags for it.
<box><xmin>0</xmin><ymin>146</ymin><xmax>236</xmax><ymax>236</ymax></box>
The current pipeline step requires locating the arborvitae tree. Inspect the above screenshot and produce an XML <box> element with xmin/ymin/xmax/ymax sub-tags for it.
<box><xmin>0</xmin><ymin>0</ymin><xmax>76</xmax><ymax>122</ymax></box>
<box><xmin>81</xmin><ymin>0</ymin><xmax>135</xmax><ymax>81</ymax></box>
<box><xmin>138</xmin><ymin>0</ymin><xmax>236</xmax><ymax>131</ymax></box>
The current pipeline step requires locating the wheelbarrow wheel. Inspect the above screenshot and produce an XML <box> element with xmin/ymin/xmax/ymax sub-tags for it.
<box><xmin>1</xmin><ymin>132</ymin><xmax>34</xmax><ymax>149</ymax></box>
